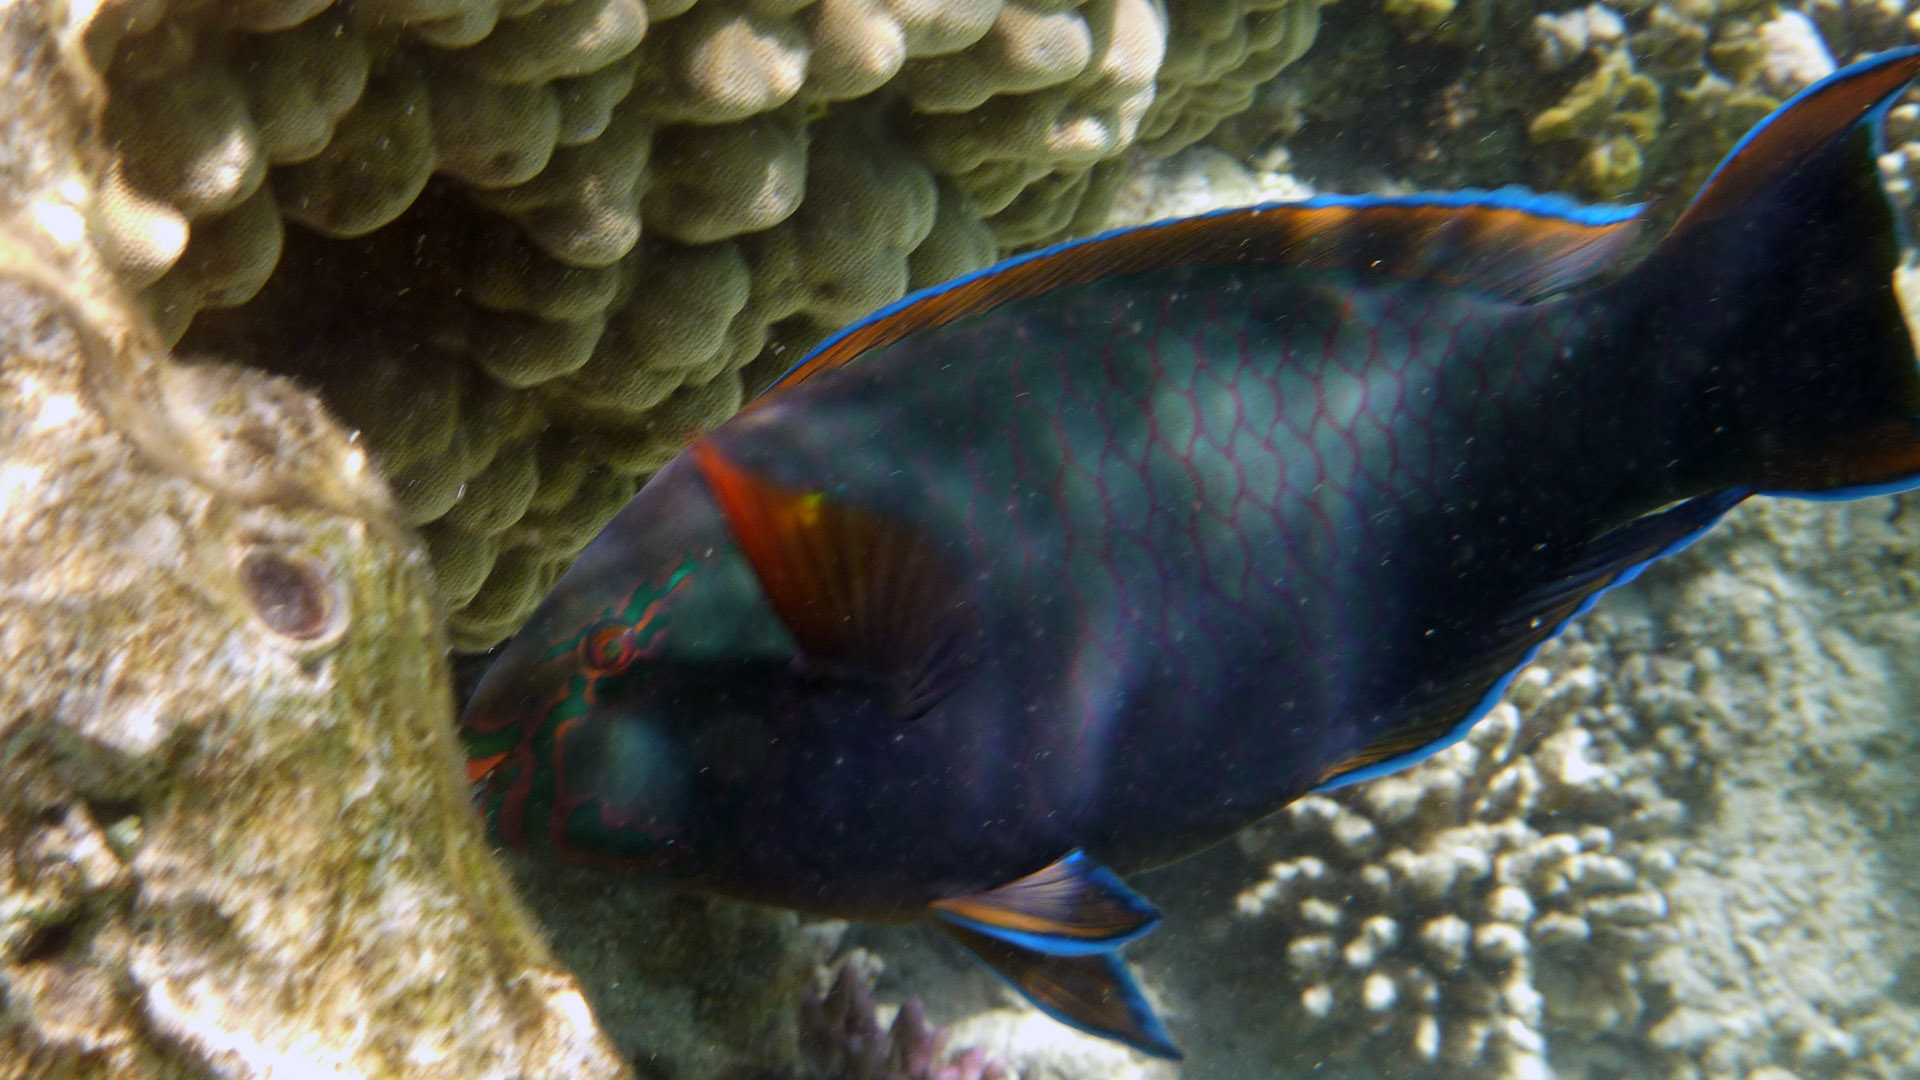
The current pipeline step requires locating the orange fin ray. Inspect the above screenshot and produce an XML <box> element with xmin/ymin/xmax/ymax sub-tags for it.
<box><xmin>691</xmin><ymin>439</ymin><xmax>978</xmax><ymax>718</ymax></box>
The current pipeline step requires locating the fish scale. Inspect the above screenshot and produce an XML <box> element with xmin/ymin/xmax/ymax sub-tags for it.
<box><xmin>740</xmin><ymin>265</ymin><xmax>1621</xmax><ymax>843</ymax></box>
<box><xmin>460</xmin><ymin>48</ymin><xmax>1920</xmax><ymax>1060</ymax></box>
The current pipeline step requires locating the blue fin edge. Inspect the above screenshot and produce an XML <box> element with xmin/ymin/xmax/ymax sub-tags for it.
<box><xmin>1314</xmin><ymin>488</ymin><xmax>1753</xmax><ymax>793</ymax></box>
<box><xmin>1697</xmin><ymin>45</ymin><xmax>1920</xmax><ymax>246</ymax></box>
<box><xmin>930</xmin><ymin>851</ymin><xmax>1162</xmax><ymax>957</ymax></box>
<box><xmin>1762</xmin><ymin>456</ymin><xmax>1920</xmax><ymax>501</ymax></box>
<box><xmin>963</xmin><ymin>944</ymin><xmax>1183</xmax><ymax>1061</ymax></box>
<box><xmin>767</xmin><ymin>187</ymin><xmax>1645</xmax><ymax>393</ymax></box>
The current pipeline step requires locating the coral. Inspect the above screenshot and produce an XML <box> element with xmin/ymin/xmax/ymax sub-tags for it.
<box><xmin>1085</xmin><ymin>110</ymin><xmax>1920</xmax><ymax>1080</ymax></box>
<box><xmin>1526</xmin><ymin>49</ymin><xmax>1663</xmax><ymax>197</ymax></box>
<box><xmin>0</xmin><ymin>5</ymin><xmax>627</xmax><ymax>1075</ymax></box>
<box><xmin>1226</xmin><ymin>0</ymin><xmax>1812</xmax><ymax>212</ymax></box>
<box><xmin>1620</xmin><ymin>497</ymin><xmax>1920</xmax><ymax>1080</ymax></box>
<box><xmin>799</xmin><ymin>965</ymin><xmax>1007</xmax><ymax>1080</ymax></box>
<box><xmin>85</xmin><ymin>0</ymin><xmax>1331</xmax><ymax>649</ymax></box>
<box><xmin>1145</xmin><ymin>501</ymin><xmax>1920</xmax><ymax>1080</ymax></box>
<box><xmin>1170</xmin><ymin>629</ymin><xmax>1695</xmax><ymax>1080</ymax></box>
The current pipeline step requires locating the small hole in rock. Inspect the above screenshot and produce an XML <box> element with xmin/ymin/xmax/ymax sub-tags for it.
<box><xmin>238</xmin><ymin>548</ymin><xmax>338</xmax><ymax>641</ymax></box>
<box><xmin>16</xmin><ymin>917</ymin><xmax>77</xmax><ymax>965</ymax></box>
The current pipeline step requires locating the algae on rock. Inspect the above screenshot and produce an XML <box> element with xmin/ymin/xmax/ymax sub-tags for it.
<box><xmin>0</xmin><ymin>1</ymin><xmax>632</xmax><ymax>1074</ymax></box>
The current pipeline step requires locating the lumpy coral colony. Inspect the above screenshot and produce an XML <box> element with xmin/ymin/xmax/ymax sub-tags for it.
<box><xmin>92</xmin><ymin>0</ymin><xmax>1330</xmax><ymax>647</ymax></box>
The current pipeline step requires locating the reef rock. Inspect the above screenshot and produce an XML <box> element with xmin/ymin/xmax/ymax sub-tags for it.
<box><xmin>0</xmin><ymin>1</ymin><xmax>627</xmax><ymax>1075</ymax></box>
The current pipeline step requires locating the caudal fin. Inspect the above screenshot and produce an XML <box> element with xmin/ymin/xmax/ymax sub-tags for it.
<box><xmin>1633</xmin><ymin>47</ymin><xmax>1920</xmax><ymax>498</ymax></box>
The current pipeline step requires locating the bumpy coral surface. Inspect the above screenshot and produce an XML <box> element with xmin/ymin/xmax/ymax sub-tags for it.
<box><xmin>88</xmin><ymin>0</ymin><xmax>1334</xmax><ymax>647</ymax></box>
<box><xmin>1219</xmin><ymin>0</ymin><xmax>1862</xmax><ymax>210</ymax></box>
<box><xmin>0</xmin><ymin>2</ymin><xmax>628</xmax><ymax>1074</ymax></box>
<box><xmin>799</xmin><ymin>965</ymin><xmax>1007</xmax><ymax>1080</ymax></box>
<box><xmin>1153</xmin><ymin>627</ymin><xmax>1695</xmax><ymax>1080</ymax></box>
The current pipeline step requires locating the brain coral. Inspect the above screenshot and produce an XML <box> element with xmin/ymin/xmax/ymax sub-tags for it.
<box><xmin>88</xmin><ymin>0</ymin><xmax>1334</xmax><ymax>648</ymax></box>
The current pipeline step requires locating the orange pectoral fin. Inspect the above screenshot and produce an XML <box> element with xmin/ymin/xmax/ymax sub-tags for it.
<box><xmin>690</xmin><ymin>439</ymin><xmax>979</xmax><ymax>719</ymax></box>
<box><xmin>930</xmin><ymin>850</ymin><xmax>1161</xmax><ymax>951</ymax></box>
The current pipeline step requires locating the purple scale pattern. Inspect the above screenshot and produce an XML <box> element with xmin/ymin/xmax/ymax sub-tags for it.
<box><xmin>747</xmin><ymin>261</ymin><xmax>1630</xmax><ymax>856</ymax></box>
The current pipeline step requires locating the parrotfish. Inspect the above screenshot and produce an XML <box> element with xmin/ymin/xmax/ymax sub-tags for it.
<box><xmin>460</xmin><ymin>50</ymin><xmax>1920</xmax><ymax>1059</ymax></box>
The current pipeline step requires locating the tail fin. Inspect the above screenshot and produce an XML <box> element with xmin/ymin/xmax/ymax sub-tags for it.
<box><xmin>1630</xmin><ymin>47</ymin><xmax>1920</xmax><ymax>499</ymax></box>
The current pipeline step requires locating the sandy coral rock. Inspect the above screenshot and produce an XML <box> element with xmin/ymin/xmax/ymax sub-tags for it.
<box><xmin>0</xmin><ymin>4</ymin><xmax>629</xmax><ymax>1075</ymax></box>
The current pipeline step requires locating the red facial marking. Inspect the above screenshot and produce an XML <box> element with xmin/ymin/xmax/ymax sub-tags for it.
<box><xmin>581</xmin><ymin>619</ymin><xmax>640</xmax><ymax>675</ymax></box>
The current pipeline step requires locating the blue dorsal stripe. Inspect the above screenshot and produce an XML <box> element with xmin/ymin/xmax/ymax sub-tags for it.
<box><xmin>761</xmin><ymin>186</ymin><xmax>1646</xmax><ymax>399</ymax></box>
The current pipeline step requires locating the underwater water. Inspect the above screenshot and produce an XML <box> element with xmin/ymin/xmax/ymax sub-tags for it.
<box><xmin>7</xmin><ymin>0</ymin><xmax>1920</xmax><ymax>1078</ymax></box>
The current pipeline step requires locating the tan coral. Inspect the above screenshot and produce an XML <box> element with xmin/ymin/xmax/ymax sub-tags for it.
<box><xmin>0</xmin><ymin>4</ymin><xmax>630</xmax><ymax>1073</ymax></box>
<box><xmin>1202</xmin><ymin>629</ymin><xmax>1695</xmax><ymax>1080</ymax></box>
<box><xmin>233</xmin><ymin>14</ymin><xmax>370</xmax><ymax>166</ymax></box>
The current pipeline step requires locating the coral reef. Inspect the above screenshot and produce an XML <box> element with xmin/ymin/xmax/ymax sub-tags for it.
<box><xmin>0</xmin><ymin>1</ymin><xmax>628</xmax><ymax>1074</ymax></box>
<box><xmin>1153</xmin><ymin>627</ymin><xmax>1696</xmax><ymax>1080</ymax></box>
<box><xmin>88</xmin><ymin>0</ymin><xmax>1336</xmax><ymax>648</ymax></box>
<box><xmin>1219</xmin><ymin>0</ymin><xmax>1860</xmax><ymax>209</ymax></box>
<box><xmin>798</xmin><ymin>964</ymin><xmax>1006</xmax><ymax>1080</ymax></box>
<box><xmin>1067</xmin><ymin>144</ymin><xmax>1920</xmax><ymax>1080</ymax></box>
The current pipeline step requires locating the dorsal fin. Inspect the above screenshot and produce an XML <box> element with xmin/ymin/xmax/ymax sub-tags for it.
<box><xmin>1661</xmin><ymin>45</ymin><xmax>1920</xmax><ymax>248</ymax></box>
<box><xmin>759</xmin><ymin>190</ymin><xmax>1644</xmax><ymax>400</ymax></box>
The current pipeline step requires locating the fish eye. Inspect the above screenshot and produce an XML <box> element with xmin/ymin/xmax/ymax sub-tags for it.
<box><xmin>581</xmin><ymin>619</ymin><xmax>640</xmax><ymax>675</ymax></box>
<box><xmin>237</xmin><ymin>546</ymin><xmax>343</xmax><ymax>644</ymax></box>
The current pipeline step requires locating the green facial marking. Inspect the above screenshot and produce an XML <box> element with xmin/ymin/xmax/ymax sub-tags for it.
<box><xmin>521</xmin><ymin>673</ymin><xmax>594</xmax><ymax>853</ymax></box>
<box><xmin>541</xmin><ymin>558</ymin><xmax>699</xmax><ymax>665</ymax></box>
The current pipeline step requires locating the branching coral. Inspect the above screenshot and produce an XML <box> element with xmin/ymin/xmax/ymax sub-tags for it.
<box><xmin>1184</xmin><ymin>627</ymin><xmax>1694</xmax><ymax>1080</ymax></box>
<box><xmin>1232</xmin><ymin>0</ymin><xmax>1823</xmax><ymax>209</ymax></box>
<box><xmin>87</xmin><ymin>0</ymin><xmax>1331</xmax><ymax>647</ymax></box>
<box><xmin>800</xmin><ymin>965</ymin><xmax>1008</xmax><ymax>1080</ymax></box>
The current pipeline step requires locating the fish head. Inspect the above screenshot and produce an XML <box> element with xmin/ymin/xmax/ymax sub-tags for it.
<box><xmin>457</xmin><ymin>456</ymin><xmax>802</xmax><ymax>874</ymax></box>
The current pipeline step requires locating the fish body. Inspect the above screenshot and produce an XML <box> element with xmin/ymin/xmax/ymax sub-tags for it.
<box><xmin>461</xmin><ymin>49</ymin><xmax>1920</xmax><ymax>1059</ymax></box>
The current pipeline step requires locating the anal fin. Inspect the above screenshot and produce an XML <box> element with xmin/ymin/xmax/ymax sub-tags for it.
<box><xmin>939</xmin><ymin>921</ymin><xmax>1182</xmax><ymax>1061</ymax></box>
<box><xmin>1316</xmin><ymin>487</ymin><xmax>1750</xmax><ymax>791</ymax></box>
